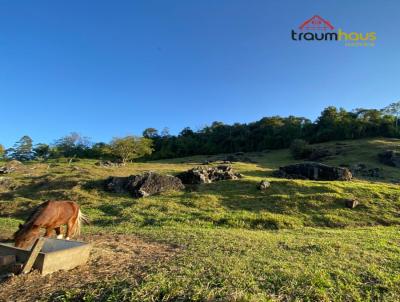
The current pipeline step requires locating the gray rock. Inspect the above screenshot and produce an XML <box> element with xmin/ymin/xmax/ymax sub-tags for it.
<box><xmin>344</xmin><ymin>199</ymin><xmax>359</xmax><ymax>209</ymax></box>
<box><xmin>104</xmin><ymin>172</ymin><xmax>185</xmax><ymax>198</ymax></box>
<box><xmin>273</xmin><ymin>162</ymin><xmax>352</xmax><ymax>181</ymax></box>
<box><xmin>257</xmin><ymin>180</ymin><xmax>270</xmax><ymax>190</ymax></box>
<box><xmin>177</xmin><ymin>165</ymin><xmax>240</xmax><ymax>184</ymax></box>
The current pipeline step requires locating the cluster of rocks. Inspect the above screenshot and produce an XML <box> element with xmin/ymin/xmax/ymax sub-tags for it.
<box><xmin>273</xmin><ymin>162</ymin><xmax>352</xmax><ymax>181</ymax></box>
<box><xmin>378</xmin><ymin>150</ymin><xmax>400</xmax><ymax>167</ymax></box>
<box><xmin>0</xmin><ymin>160</ymin><xmax>23</xmax><ymax>174</ymax></box>
<box><xmin>104</xmin><ymin>165</ymin><xmax>242</xmax><ymax>197</ymax></box>
<box><xmin>104</xmin><ymin>172</ymin><xmax>184</xmax><ymax>198</ymax></box>
<box><xmin>177</xmin><ymin>165</ymin><xmax>242</xmax><ymax>184</ymax></box>
<box><xmin>95</xmin><ymin>160</ymin><xmax>124</xmax><ymax>167</ymax></box>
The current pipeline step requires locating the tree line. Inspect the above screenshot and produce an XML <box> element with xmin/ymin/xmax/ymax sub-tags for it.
<box><xmin>1</xmin><ymin>103</ymin><xmax>399</xmax><ymax>162</ymax></box>
<box><xmin>0</xmin><ymin>134</ymin><xmax>153</xmax><ymax>164</ymax></box>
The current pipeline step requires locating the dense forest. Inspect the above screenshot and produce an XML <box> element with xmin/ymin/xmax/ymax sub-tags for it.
<box><xmin>1</xmin><ymin>104</ymin><xmax>400</xmax><ymax>162</ymax></box>
<box><xmin>145</xmin><ymin>105</ymin><xmax>400</xmax><ymax>159</ymax></box>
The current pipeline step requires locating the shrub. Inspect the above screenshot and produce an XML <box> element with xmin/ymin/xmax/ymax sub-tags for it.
<box><xmin>290</xmin><ymin>139</ymin><xmax>312</xmax><ymax>159</ymax></box>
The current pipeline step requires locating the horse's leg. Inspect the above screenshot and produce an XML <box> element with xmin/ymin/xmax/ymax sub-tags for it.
<box><xmin>66</xmin><ymin>212</ymin><xmax>80</xmax><ymax>240</ymax></box>
<box><xmin>44</xmin><ymin>227</ymin><xmax>54</xmax><ymax>237</ymax></box>
<box><xmin>55</xmin><ymin>226</ymin><xmax>63</xmax><ymax>239</ymax></box>
<box><xmin>66</xmin><ymin>220</ymin><xmax>74</xmax><ymax>240</ymax></box>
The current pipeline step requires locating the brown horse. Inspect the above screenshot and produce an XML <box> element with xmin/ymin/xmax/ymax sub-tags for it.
<box><xmin>14</xmin><ymin>200</ymin><xmax>89</xmax><ymax>249</ymax></box>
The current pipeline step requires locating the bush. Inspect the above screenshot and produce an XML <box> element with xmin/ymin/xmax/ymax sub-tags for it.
<box><xmin>290</xmin><ymin>139</ymin><xmax>312</xmax><ymax>159</ymax></box>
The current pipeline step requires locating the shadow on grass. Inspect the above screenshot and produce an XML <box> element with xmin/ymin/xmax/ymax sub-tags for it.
<box><xmin>196</xmin><ymin>179</ymin><xmax>345</xmax><ymax>214</ymax></box>
<box><xmin>0</xmin><ymin>201</ymin><xmax>38</xmax><ymax>221</ymax></box>
<box><xmin>239</xmin><ymin>169</ymin><xmax>271</xmax><ymax>178</ymax></box>
<box><xmin>0</xmin><ymin>175</ymin><xmax>80</xmax><ymax>201</ymax></box>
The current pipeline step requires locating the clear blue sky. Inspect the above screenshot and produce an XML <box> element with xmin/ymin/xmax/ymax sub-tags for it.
<box><xmin>0</xmin><ymin>0</ymin><xmax>399</xmax><ymax>147</ymax></box>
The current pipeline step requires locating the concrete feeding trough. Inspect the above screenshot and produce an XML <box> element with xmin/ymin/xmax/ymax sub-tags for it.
<box><xmin>0</xmin><ymin>238</ymin><xmax>91</xmax><ymax>275</ymax></box>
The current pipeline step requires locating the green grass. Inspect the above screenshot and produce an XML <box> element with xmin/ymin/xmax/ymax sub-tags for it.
<box><xmin>2</xmin><ymin>138</ymin><xmax>400</xmax><ymax>301</ymax></box>
<box><xmin>57</xmin><ymin>226</ymin><xmax>400</xmax><ymax>302</ymax></box>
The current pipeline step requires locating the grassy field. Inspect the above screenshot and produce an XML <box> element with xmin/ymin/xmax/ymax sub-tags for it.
<box><xmin>1</xmin><ymin>138</ymin><xmax>400</xmax><ymax>301</ymax></box>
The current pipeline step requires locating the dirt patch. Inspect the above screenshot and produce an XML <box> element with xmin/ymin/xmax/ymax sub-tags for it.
<box><xmin>0</xmin><ymin>234</ymin><xmax>178</xmax><ymax>302</ymax></box>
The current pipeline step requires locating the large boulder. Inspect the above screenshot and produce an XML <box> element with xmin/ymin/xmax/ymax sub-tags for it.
<box><xmin>273</xmin><ymin>162</ymin><xmax>352</xmax><ymax>181</ymax></box>
<box><xmin>378</xmin><ymin>150</ymin><xmax>400</xmax><ymax>167</ymax></box>
<box><xmin>104</xmin><ymin>172</ymin><xmax>185</xmax><ymax>198</ymax></box>
<box><xmin>177</xmin><ymin>165</ymin><xmax>241</xmax><ymax>184</ymax></box>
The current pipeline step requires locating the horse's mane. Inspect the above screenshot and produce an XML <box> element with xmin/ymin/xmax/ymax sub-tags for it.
<box><xmin>13</xmin><ymin>201</ymin><xmax>49</xmax><ymax>239</ymax></box>
<box><xmin>25</xmin><ymin>202</ymin><xmax>48</xmax><ymax>224</ymax></box>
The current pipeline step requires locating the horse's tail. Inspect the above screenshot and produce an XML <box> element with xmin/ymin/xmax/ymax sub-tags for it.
<box><xmin>73</xmin><ymin>209</ymin><xmax>90</xmax><ymax>237</ymax></box>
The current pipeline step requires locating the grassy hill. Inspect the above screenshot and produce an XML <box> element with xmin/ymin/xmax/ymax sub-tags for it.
<box><xmin>1</xmin><ymin>138</ymin><xmax>400</xmax><ymax>301</ymax></box>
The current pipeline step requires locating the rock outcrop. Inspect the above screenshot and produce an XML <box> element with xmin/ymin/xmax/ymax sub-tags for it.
<box><xmin>177</xmin><ymin>165</ymin><xmax>241</xmax><ymax>184</ymax></box>
<box><xmin>273</xmin><ymin>162</ymin><xmax>352</xmax><ymax>181</ymax></box>
<box><xmin>104</xmin><ymin>172</ymin><xmax>185</xmax><ymax>198</ymax></box>
<box><xmin>378</xmin><ymin>150</ymin><xmax>400</xmax><ymax>167</ymax></box>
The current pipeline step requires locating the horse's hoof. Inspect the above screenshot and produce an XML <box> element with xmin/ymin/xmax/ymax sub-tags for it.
<box><xmin>56</xmin><ymin>235</ymin><xmax>63</xmax><ymax>239</ymax></box>
<box><xmin>66</xmin><ymin>237</ymin><xmax>70</xmax><ymax>240</ymax></box>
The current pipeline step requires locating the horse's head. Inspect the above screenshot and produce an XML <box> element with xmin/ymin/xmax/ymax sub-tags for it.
<box><xmin>14</xmin><ymin>224</ymin><xmax>40</xmax><ymax>249</ymax></box>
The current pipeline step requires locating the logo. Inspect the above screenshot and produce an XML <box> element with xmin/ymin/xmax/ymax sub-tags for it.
<box><xmin>299</xmin><ymin>15</ymin><xmax>334</xmax><ymax>31</ymax></box>
<box><xmin>291</xmin><ymin>15</ymin><xmax>376</xmax><ymax>47</ymax></box>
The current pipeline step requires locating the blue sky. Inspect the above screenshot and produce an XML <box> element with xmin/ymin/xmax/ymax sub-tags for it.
<box><xmin>0</xmin><ymin>0</ymin><xmax>399</xmax><ymax>147</ymax></box>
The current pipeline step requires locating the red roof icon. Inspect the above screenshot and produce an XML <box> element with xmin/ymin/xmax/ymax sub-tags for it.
<box><xmin>299</xmin><ymin>15</ymin><xmax>334</xmax><ymax>31</ymax></box>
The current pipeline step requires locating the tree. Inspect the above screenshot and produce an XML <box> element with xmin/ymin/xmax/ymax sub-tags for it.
<box><xmin>90</xmin><ymin>142</ymin><xmax>112</xmax><ymax>159</ymax></box>
<box><xmin>161</xmin><ymin>127</ymin><xmax>171</xmax><ymax>138</ymax></box>
<box><xmin>381</xmin><ymin>101</ymin><xmax>400</xmax><ymax>130</ymax></box>
<box><xmin>33</xmin><ymin>143</ymin><xmax>50</xmax><ymax>160</ymax></box>
<box><xmin>0</xmin><ymin>144</ymin><xmax>4</xmax><ymax>159</ymax></box>
<box><xmin>142</xmin><ymin>128</ymin><xmax>159</xmax><ymax>139</ymax></box>
<box><xmin>6</xmin><ymin>135</ymin><xmax>34</xmax><ymax>161</ymax></box>
<box><xmin>110</xmin><ymin>136</ymin><xmax>153</xmax><ymax>163</ymax></box>
<box><xmin>53</xmin><ymin>132</ymin><xmax>91</xmax><ymax>159</ymax></box>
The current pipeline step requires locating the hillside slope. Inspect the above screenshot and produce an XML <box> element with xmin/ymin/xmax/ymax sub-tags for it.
<box><xmin>1</xmin><ymin>137</ymin><xmax>400</xmax><ymax>301</ymax></box>
<box><xmin>1</xmin><ymin>137</ymin><xmax>399</xmax><ymax>231</ymax></box>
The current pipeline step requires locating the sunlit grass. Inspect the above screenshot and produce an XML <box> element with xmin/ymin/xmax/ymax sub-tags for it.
<box><xmin>1</xmin><ymin>138</ymin><xmax>400</xmax><ymax>301</ymax></box>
